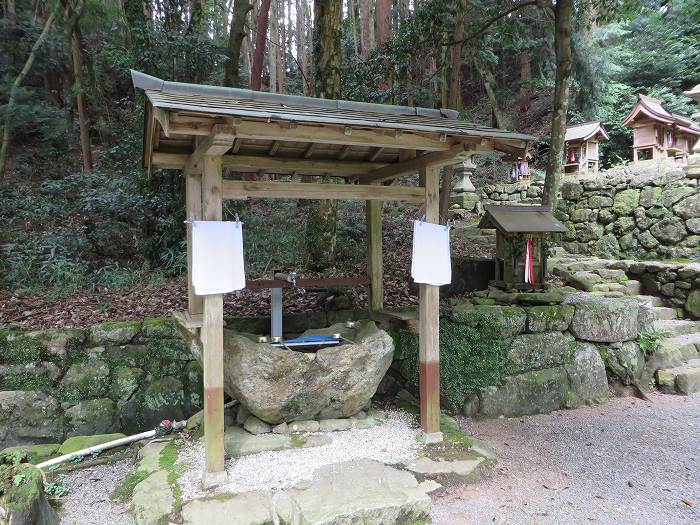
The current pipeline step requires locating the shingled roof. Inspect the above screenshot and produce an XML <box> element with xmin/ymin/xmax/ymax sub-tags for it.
<box><xmin>564</xmin><ymin>121</ymin><xmax>609</xmax><ymax>142</ymax></box>
<box><xmin>478</xmin><ymin>205</ymin><xmax>568</xmax><ymax>234</ymax></box>
<box><xmin>622</xmin><ymin>94</ymin><xmax>700</xmax><ymax>135</ymax></box>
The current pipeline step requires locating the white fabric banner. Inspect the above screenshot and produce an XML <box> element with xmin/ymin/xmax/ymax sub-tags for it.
<box><xmin>192</xmin><ymin>220</ymin><xmax>246</xmax><ymax>295</ymax></box>
<box><xmin>411</xmin><ymin>220</ymin><xmax>452</xmax><ymax>286</ymax></box>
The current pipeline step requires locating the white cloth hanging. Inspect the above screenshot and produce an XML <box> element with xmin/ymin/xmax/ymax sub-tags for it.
<box><xmin>411</xmin><ymin>220</ymin><xmax>452</xmax><ymax>286</ymax></box>
<box><xmin>192</xmin><ymin>220</ymin><xmax>246</xmax><ymax>295</ymax></box>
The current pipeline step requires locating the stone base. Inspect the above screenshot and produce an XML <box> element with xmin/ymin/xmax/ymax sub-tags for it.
<box><xmin>417</xmin><ymin>430</ymin><xmax>443</xmax><ymax>444</ymax></box>
<box><xmin>202</xmin><ymin>469</ymin><xmax>229</xmax><ymax>490</ymax></box>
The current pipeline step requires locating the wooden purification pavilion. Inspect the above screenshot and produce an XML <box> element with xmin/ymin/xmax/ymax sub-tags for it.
<box><xmin>131</xmin><ymin>70</ymin><xmax>533</xmax><ymax>484</ymax></box>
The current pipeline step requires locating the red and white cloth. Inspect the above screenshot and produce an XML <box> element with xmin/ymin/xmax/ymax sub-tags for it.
<box><xmin>524</xmin><ymin>236</ymin><xmax>535</xmax><ymax>285</ymax></box>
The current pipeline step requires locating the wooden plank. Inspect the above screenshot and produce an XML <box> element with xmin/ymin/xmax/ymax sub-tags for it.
<box><xmin>418</xmin><ymin>164</ymin><xmax>441</xmax><ymax>436</ymax></box>
<box><xmin>221</xmin><ymin>180</ymin><xmax>425</xmax><ymax>203</ymax></box>
<box><xmin>357</xmin><ymin>142</ymin><xmax>474</xmax><ymax>185</ymax></box>
<box><xmin>369</xmin><ymin>309</ymin><xmax>419</xmax><ymax>333</ymax></box>
<box><xmin>151</xmin><ymin>152</ymin><xmax>387</xmax><ymax>176</ymax></box>
<box><xmin>168</xmin><ymin>119</ymin><xmax>455</xmax><ymax>151</ymax></box>
<box><xmin>201</xmin><ymin>155</ymin><xmax>226</xmax><ymax>478</ymax></box>
<box><xmin>246</xmin><ymin>276</ymin><xmax>370</xmax><ymax>290</ymax></box>
<box><xmin>366</xmin><ymin>181</ymin><xmax>383</xmax><ymax>312</ymax></box>
<box><xmin>185</xmin><ymin>169</ymin><xmax>203</xmax><ymax>316</ymax></box>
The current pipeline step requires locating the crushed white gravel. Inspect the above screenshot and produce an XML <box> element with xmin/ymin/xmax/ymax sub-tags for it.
<box><xmin>177</xmin><ymin>409</ymin><xmax>424</xmax><ymax>501</ymax></box>
<box><xmin>59</xmin><ymin>458</ymin><xmax>136</xmax><ymax>525</ymax></box>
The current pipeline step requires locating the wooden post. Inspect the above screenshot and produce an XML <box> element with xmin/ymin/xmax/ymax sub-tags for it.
<box><xmin>418</xmin><ymin>165</ymin><xmax>441</xmax><ymax>440</ymax></box>
<box><xmin>366</xmin><ymin>181</ymin><xmax>383</xmax><ymax>312</ymax></box>
<box><xmin>186</xmin><ymin>169</ymin><xmax>203</xmax><ymax>316</ymax></box>
<box><xmin>201</xmin><ymin>155</ymin><xmax>227</xmax><ymax>486</ymax></box>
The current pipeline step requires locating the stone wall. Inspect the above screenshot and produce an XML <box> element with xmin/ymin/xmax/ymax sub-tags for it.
<box><xmin>480</xmin><ymin>180</ymin><xmax>544</xmax><ymax>205</ymax></box>
<box><xmin>558</xmin><ymin>165</ymin><xmax>700</xmax><ymax>261</ymax></box>
<box><xmin>385</xmin><ymin>290</ymin><xmax>661</xmax><ymax>418</ymax></box>
<box><xmin>0</xmin><ymin>319</ymin><xmax>202</xmax><ymax>448</ymax></box>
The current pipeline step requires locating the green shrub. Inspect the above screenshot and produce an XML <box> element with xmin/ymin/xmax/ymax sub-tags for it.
<box><xmin>393</xmin><ymin>314</ymin><xmax>512</xmax><ymax>411</ymax></box>
<box><xmin>638</xmin><ymin>329</ymin><xmax>669</xmax><ymax>356</ymax></box>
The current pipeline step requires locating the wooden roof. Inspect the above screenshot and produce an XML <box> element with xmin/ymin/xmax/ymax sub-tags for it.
<box><xmin>478</xmin><ymin>205</ymin><xmax>567</xmax><ymax>233</ymax></box>
<box><xmin>621</xmin><ymin>94</ymin><xmax>700</xmax><ymax>136</ymax></box>
<box><xmin>131</xmin><ymin>71</ymin><xmax>534</xmax><ymax>180</ymax></box>
<box><xmin>564</xmin><ymin>121</ymin><xmax>609</xmax><ymax>142</ymax></box>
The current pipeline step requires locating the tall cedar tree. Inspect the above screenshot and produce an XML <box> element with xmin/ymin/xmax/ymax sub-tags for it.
<box><xmin>306</xmin><ymin>0</ymin><xmax>342</xmax><ymax>268</ymax></box>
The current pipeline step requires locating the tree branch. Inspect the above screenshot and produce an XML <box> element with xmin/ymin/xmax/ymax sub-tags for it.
<box><xmin>444</xmin><ymin>0</ymin><xmax>544</xmax><ymax>47</ymax></box>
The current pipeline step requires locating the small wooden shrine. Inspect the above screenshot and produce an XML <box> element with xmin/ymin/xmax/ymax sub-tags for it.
<box><xmin>621</xmin><ymin>94</ymin><xmax>700</xmax><ymax>164</ymax></box>
<box><xmin>563</xmin><ymin>121</ymin><xmax>609</xmax><ymax>175</ymax></box>
<box><xmin>478</xmin><ymin>205</ymin><xmax>567</xmax><ymax>290</ymax></box>
<box><xmin>505</xmin><ymin>152</ymin><xmax>532</xmax><ymax>180</ymax></box>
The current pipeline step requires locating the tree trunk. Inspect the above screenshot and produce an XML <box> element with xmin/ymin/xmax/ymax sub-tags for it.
<box><xmin>295</xmin><ymin>0</ymin><xmax>310</xmax><ymax>94</ymax></box>
<box><xmin>306</xmin><ymin>0</ymin><xmax>342</xmax><ymax>269</ymax></box>
<box><xmin>312</xmin><ymin>0</ymin><xmax>341</xmax><ymax>99</ymax></box>
<box><xmin>0</xmin><ymin>6</ymin><xmax>57</xmax><ymax>178</ymax></box>
<box><xmin>225</xmin><ymin>0</ymin><xmax>253</xmax><ymax>87</ymax></box>
<box><xmin>542</xmin><ymin>0</ymin><xmax>572</xmax><ymax>210</ymax></box>
<box><xmin>359</xmin><ymin>0</ymin><xmax>373</xmax><ymax>57</ymax></box>
<box><xmin>471</xmin><ymin>50</ymin><xmax>507</xmax><ymax>129</ymax></box>
<box><xmin>375</xmin><ymin>0</ymin><xmax>392</xmax><ymax>93</ymax></box>
<box><xmin>348</xmin><ymin>0</ymin><xmax>359</xmax><ymax>57</ymax></box>
<box><xmin>71</xmin><ymin>32</ymin><xmax>93</xmax><ymax>171</ymax></box>
<box><xmin>251</xmin><ymin>0</ymin><xmax>272</xmax><ymax>90</ymax></box>
<box><xmin>269</xmin><ymin>0</ymin><xmax>279</xmax><ymax>92</ymax></box>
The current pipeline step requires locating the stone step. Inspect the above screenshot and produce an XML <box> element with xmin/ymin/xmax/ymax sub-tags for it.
<box><xmin>659</xmin><ymin>333</ymin><xmax>700</xmax><ymax>360</ymax></box>
<box><xmin>635</xmin><ymin>295</ymin><xmax>664</xmax><ymax>307</ymax></box>
<box><xmin>656</xmin><ymin>360</ymin><xmax>700</xmax><ymax>395</ymax></box>
<box><xmin>653</xmin><ymin>320</ymin><xmax>700</xmax><ymax>337</ymax></box>
<box><xmin>653</xmin><ymin>307</ymin><xmax>678</xmax><ymax>321</ymax></box>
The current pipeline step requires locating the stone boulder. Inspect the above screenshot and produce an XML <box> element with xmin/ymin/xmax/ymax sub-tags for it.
<box><xmin>0</xmin><ymin>391</ymin><xmax>64</xmax><ymax>447</ymax></box>
<box><xmin>64</xmin><ymin>398</ymin><xmax>118</xmax><ymax>438</ymax></box>
<box><xmin>508</xmin><ymin>332</ymin><xmax>576</xmax><ymax>374</ymax></box>
<box><xmin>564</xmin><ymin>342</ymin><xmax>609</xmax><ymax>405</ymax></box>
<box><xmin>474</xmin><ymin>367</ymin><xmax>571</xmax><ymax>417</ymax></box>
<box><xmin>567</xmin><ymin>297</ymin><xmax>639</xmax><ymax>342</ymax></box>
<box><xmin>599</xmin><ymin>341</ymin><xmax>645</xmax><ymax>385</ymax></box>
<box><xmin>181</xmin><ymin>320</ymin><xmax>393</xmax><ymax>424</ymax></box>
<box><xmin>0</xmin><ymin>463</ymin><xmax>60</xmax><ymax>525</ymax></box>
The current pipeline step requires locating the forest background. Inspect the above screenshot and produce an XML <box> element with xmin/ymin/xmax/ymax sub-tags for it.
<box><xmin>0</xmin><ymin>0</ymin><xmax>698</xmax><ymax>327</ymax></box>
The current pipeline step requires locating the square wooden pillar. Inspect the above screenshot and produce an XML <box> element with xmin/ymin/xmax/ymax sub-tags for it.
<box><xmin>185</xmin><ymin>169</ymin><xmax>203</xmax><ymax>317</ymax></box>
<box><xmin>366</xmin><ymin>182</ymin><xmax>383</xmax><ymax>312</ymax></box>
<box><xmin>418</xmin><ymin>165</ymin><xmax>441</xmax><ymax>441</ymax></box>
<box><xmin>200</xmin><ymin>155</ymin><xmax>227</xmax><ymax>487</ymax></box>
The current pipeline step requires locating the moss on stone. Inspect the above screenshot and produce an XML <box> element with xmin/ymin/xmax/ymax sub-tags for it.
<box><xmin>110</xmin><ymin>367</ymin><xmax>145</xmax><ymax>401</ymax></box>
<box><xmin>0</xmin><ymin>443</ymin><xmax>60</xmax><ymax>465</ymax></box>
<box><xmin>141</xmin><ymin>318</ymin><xmax>180</xmax><ymax>339</ymax></box>
<box><xmin>111</xmin><ymin>470</ymin><xmax>150</xmax><ymax>503</ymax></box>
<box><xmin>58</xmin><ymin>433</ymin><xmax>127</xmax><ymax>456</ymax></box>
<box><xmin>159</xmin><ymin>440</ymin><xmax>179</xmax><ymax>471</ymax></box>
<box><xmin>60</xmin><ymin>360</ymin><xmax>111</xmax><ymax>401</ymax></box>
<box><xmin>0</xmin><ymin>333</ymin><xmax>47</xmax><ymax>365</ymax></box>
<box><xmin>290</xmin><ymin>434</ymin><xmax>307</xmax><ymax>448</ymax></box>
<box><xmin>88</xmin><ymin>320</ymin><xmax>141</xmax><ymax>346</ymax></box>
<box><xmin>1</xmin><ymin>371</ymin><xmax>54</xmax><ymax>391</ymax></box>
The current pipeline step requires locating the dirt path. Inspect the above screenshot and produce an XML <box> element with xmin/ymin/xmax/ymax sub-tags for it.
<box><xmin>432</xmin><ymin>393</ymin><xmax>700</xmax><ymax>525</ymax></box>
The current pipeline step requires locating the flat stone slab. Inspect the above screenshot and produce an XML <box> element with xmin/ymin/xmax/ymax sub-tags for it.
<box><xmin>405</xmin><ymin>456</ymin><xmax>485</xmax><ymax>478</ymax></box>
<box><xmin>654</xmin><ymin>320</ymin><xmax>700</xmax><ymax>337</ymax></box>
<box><xmin>132</xmin><ymin>470</ymin><xmax>174</xmax><ymax>525</ymax></box>
<box><xmin>181</xmin><ymin>459</ymin><xmax>432</xmax><ymax>525</ymax></box>
<box><xmin>657</xmin><ymin>360</ymin><xmax>700</xmax><ymax>395</ymax></box>
<box><xmin>137</xmin><ymin>440</ymin><xmax>168</xmax><ymax>473</ymax></box>
<box><xmin>224</xmin><ymin>426</ymin><xmax>331</xmax><ymax>457</ymax></box>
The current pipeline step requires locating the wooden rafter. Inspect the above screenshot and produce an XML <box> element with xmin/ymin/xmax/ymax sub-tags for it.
<box><xmin>184</xmin><ymin>125</ymin><xmax>236</xmax><ymax>173</ymax></box>
<box><xmin>356</xmin><ymin>142</ymin><xmax>478</xmax><ymax>184</ymax></box>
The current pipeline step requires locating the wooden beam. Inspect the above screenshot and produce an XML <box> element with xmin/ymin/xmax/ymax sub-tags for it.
<box><xmin>184</xmin><ymin>126</ymin><xmax>236</xmax><ymax>174</ymax></box>
<box><xmin>337</xmin><ymin>145</ymin><xmax>352</xmax><ymax>160</ymax></box>
<box><xmin>201</xmin><ymin>155</ymin><xmax>226</xmax><ymax>483</ymax></box>
<box><xmin>168</xmin><ymin>119</ymin><xmax>456</xmax><ymax>151</ymax></box>
<box><xmin>151</xmin><ymin>152</ymin><xmax>388</xmax><ymax>176</ymax></box>
<box><xmin>153</xmin><ymin>107</ymin><xmax>170</xmax><ymax>138</ymax></box>
<box><xmin>418</xmin><ymin>164</ymin><xmax>441</xmax><ymax>438</ymax></box>
<box><xmin>268</xmin><ymin>140</ymin><xmax>280</xmax><ymax>156</ymax></box>
<box><xmin>366</xmin><ymin>181</ymin><xmax>383</xmax><ymax>312</ymax></box>
<box><xmin>303</xmin><ymin>142</ymin><xmax>317</xmax><ymax>159</ymax></box>
<box><xmin>246</xmin><ymin>276</ymin><xmax>370</xmax><ymax>289</ymax></box>
<box><xmin>367</xmin><ymin>147</ymin><xmax>384</xmax><ymax>162</ymax></box>
<box><xmin>221</xmin><ymin>180</ymin><xmax>425</xmax><ymax>203</ymax></box>
<box><xmin>185</xmin><ymin>170</ymin><xmax>203</xmax><ymax>316</ymax></box>
<box><xmin>357</xmin><ymin>142</ymin><xmax>474</xmax><ymax>185</ymax></box>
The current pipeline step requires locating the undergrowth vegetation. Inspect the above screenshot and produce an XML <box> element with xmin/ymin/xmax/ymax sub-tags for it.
<box><xmin>393</xmin><ymin>314</ymin><xmax>512</xmax><ymax>411</ymax></box>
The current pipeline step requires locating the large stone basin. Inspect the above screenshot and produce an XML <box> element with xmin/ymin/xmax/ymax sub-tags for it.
<box><xmin>179</xmin><ymin>320</ymin><xmax>394</xmax><ymax>424</ymax></box>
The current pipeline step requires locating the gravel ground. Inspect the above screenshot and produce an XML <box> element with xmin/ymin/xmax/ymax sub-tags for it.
<box><xmin>432</xmin><ymin>393</ymin><xmax>700</xmax><ymax>525</ymax></box>
<box><xmin>58</xmin><ymin>458</ymin><xmax>136</xmax><ymax>525</ymax></box>
<box><xmin>177</xmin><ymin>409</ymin><xmax>423</xmax><ymax>501</ymax></box>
